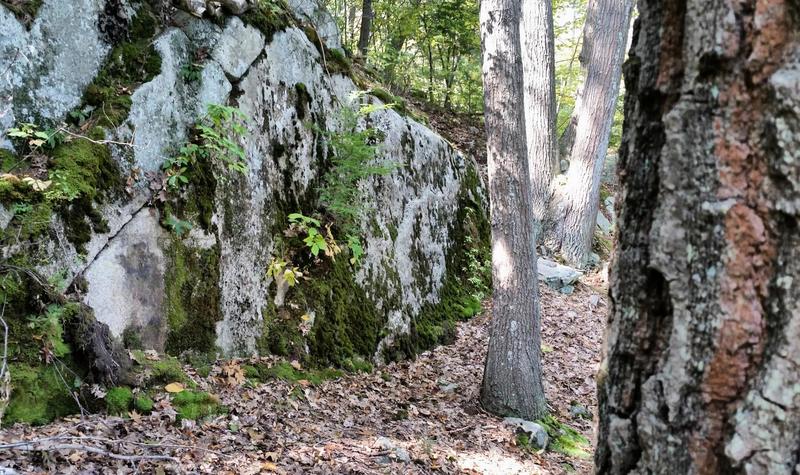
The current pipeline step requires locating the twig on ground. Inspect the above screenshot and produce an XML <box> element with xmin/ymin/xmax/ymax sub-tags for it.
<box><xmin>56</xmin><ymin>127</ymin><xmax>135</xmax><ymax>147</ymax></box>
<box><xmin>0</xmin><ymin>440</ymin><xmax>181</xmax><ymax>466</ymax></box>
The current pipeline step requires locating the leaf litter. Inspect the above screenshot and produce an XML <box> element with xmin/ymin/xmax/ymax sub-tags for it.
<box><xmin>0</xmin><ymin>275</ymin><xmax>607</xmax><ymax>474</ymax></box>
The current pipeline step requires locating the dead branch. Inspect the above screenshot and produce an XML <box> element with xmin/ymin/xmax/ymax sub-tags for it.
<box><xmin>0</xmin><ymin>440</ymin><xmax>181</xmax><ymax>466</ymax></box>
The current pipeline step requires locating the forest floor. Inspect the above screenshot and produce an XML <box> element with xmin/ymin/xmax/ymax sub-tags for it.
<box><xmin>0</xmin><ymin>273</ymin><xmax>607</xmax><ymax>475</ymax></box>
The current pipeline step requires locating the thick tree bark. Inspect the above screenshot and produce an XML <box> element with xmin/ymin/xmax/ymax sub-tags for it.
<box><xmin>479</xmin><ymin>0</ymin><xmax>547</xmax><ymax>421</ymax></box>
<box><xmin>547</xmin><ymin>0</ymin><xmax>632</xmax><ymax>267</ymax></box>
<box><xmin>357</xmin><ymin>0</ymin><xmax>373</xmax><ymax>57</ymax></box>
<box><xmin>521</xmin><ymin>0</ymin><xmax>558</xmax><ymax>238</ymax></box>
<box><xmin>597</xmin><ymin>1</ymin><xmax>800</xmax><ymax>473</ymax></box>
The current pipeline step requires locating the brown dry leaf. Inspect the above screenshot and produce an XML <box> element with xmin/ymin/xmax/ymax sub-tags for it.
<box><xmin>0</xmin><ymin>173</ymin><xmax>20</xmax><ymax>183</ymax></box>
<box><xmin>264</xmin><ymin>451</ymin><xmax>279</xmax><ymax>462</ymax></box>
<box><xmin>220</xmin><ymin>361</ymin><xmax>245</xmax><ymax>386</ymax></box>
<box><xmin>261</xmin><ymin>461</ymin><xmax>278</xmax><ymax>472</ymax></box>
<box><xmin>165</xmin><ymin>382</ymin><xmax>185</xmax><ymax>393</ymax></box>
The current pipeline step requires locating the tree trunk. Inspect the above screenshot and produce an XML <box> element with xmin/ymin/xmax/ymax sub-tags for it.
<box><xmin>357</xmin><ymin>0</ymin><xmax>373</xmax><ymax>57</ymax></box>
<box><xmin>479</xmin><ymin>0</ymin><xmax>547</xmax><ymax>421</ymax></box>
<box><xmin>521</xmin><ymin>0</ymin><xmax>558</xmax><ymax>238</ymax></box>
<box><xmin>596</xmin><ymin>1</ymin><xmax>800</xmax><ymax>473</ymax></box>
<box><xmin>547</xmin><ymin>0</ymin><xmax>632</xmax><ymax>268</ymax></box>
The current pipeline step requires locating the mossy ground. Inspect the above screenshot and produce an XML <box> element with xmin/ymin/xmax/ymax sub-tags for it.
<box><xmin>243</xmin><ymin>361</ymin><xmax>344</xmax><ymax>385</ymax></box>
<box><xmin>517</xmin><ymin>416</ymin><xmax>591</xmax><ymax>459</ymax></box>
<box><xmin>171</xmin><ymin>390</ymin><xmax>225</xmax><ymax>421</ymax></box>
<box><xmin>3</xmin><ymin>363</ymin><xmax>79</xmax><ymax>426</ymax></box>
<box><xmin>105</xmin><ymin>386</ymin><xmax>134</xmax><ymax>415</ymax></box>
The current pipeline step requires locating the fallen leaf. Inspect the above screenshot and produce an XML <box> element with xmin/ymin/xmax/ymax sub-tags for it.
<box><xmin>165</xmin><ymin>382</ymin><xmax>185</xmax><ymax>393</ymax></box>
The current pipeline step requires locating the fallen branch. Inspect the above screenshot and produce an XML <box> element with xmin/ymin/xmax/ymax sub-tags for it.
<box><xmin>0</xmin><ymin>440</ymin><xmax>180</xmax><ymax>466</ymax></box>
<box><xmin>56</xmin><ymin>127</ymin><xmax>135</xmax><ymax>148</ymax></box>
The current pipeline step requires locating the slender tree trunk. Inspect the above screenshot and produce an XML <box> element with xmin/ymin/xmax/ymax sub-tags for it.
<box><xmin>357</xmin><ymin>0</ymin><xmax>373</xmax><ymax>57</ymax></box>
<box><xmin>479</xmin><ymin>0</ymin><xmax>547</xmax><ymax>421</ymax></box>
<box><xmin>597</xmin><ymin>0</ymin><xmax>800</xmax><ymax>473</ymax></box>
<box><xmin>547</xmin><ymin>0</ymin><xmax>632</xmax><ymax>268</ymax></box>
<box><xmin>521</xmin><ymin>0</ymin><xmax>557</xmax><ymax>238</ymax></box>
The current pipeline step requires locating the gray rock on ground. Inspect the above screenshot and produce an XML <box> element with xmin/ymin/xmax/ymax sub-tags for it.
<box><xmin>537</xmin><ymin>258</ymin><xmax>582</xmax><ymax>290</ymax></box>
<box><xmin>597</xmin><ymin>210</ymin><xmax>613</xmax><ymax>234</ymax></box>
<box><xmin>504</xmin><ymin>417</ymin><xmax>549</xmax><ymax>450</ymax></box>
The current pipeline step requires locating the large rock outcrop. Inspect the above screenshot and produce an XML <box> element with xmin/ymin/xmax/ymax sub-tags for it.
<box><xmin>0</xmin><ymin>0</ymin><xmax>488</xmax><ymax>381</ymax></box>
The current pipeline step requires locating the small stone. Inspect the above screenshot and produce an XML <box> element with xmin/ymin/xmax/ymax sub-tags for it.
<box><xmin>505</xmin><ymin>417</ymin><xmax>549</xmax><ymax>450</ymax></box>
<box><xmin>180</xmin><ymin>0</ymin><xmax>207</xmax><ymax>17</ymax></box>
<box><xmin>597</xmin><ymin>211</ymin><xmax>612</xmax><ymax>234</ymax></box>
<box><xmin>569</xmin><ymin>403</ymin><xmax>592</xmax><ymax>420</ymax></box>
<box><xmin>394</xmin><ymin>447</ymin><xmax>411</xmax><ymax>463</ymax></box>
<box><xmin>220</xmin><ymin>0</ymin><xmax>250</xmax><ymax>14</ymax></box>
<box><xmin>0</xmin><ymin>204</ymin><xmax>13</xmax><ymax>230</ymax></box>
<box><xmin>560</xmin><ymin>285</ymin><xmax>575</xmax><ymax>295</ymax></box>
<box><xmin>441</xmin><ymin>383</ymin><xmax>459</xmax><ymax>392</ymax></box>
<box><xmin>375</xmin><ymin>436</ymin><xmax>394</xmax><ymax>451</ymax></box>
<box><xmin>560</xmin><ymin>159</ymin><xmax>570</xmax><ymax>172</ymax></box>
<box><xmin>537</xmin><ymin>258</ymin><xmax>582</xmax><ymax>291</ymax></box>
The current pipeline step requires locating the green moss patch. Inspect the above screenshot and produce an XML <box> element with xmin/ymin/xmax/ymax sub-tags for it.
<box><xmin>537</xmin><ymin>416</ymin><xmax>591</xmax><ymax>459</ymax></box>
<box><xmin>105</xmin><ymin>386</ymin><xmax>134</xmax><ymax>415</ymax></box>
<box><xmin>241</xmin><ymin>0</ymin><xmax>291</xmax><ymax>42</ymax></box>
<box><xmin>0</xmin><ymin>0</ymin><xmax>42</xmax><ymax>27</ymax></box>
<box><xmin>130</xmin><ymin>351</ymin><xmax>191</xmax><ymax>386</ymax></box>
<box><xmin>78</xmin><ymin>4</ymin><xmax>161</xmax><ymax>129</ymax></box>
<box><xmin>3</xmin><ymin>363</ymin><xmax>78</xmax><ymax>426</ymax></box>
<box><xmin>134</xmin><ymin>394</ymin><xmax>154</xmax><ymax>413</ymax></box>
<box><xmin>49</xmin><ymin>137</ymin><xmax>122</xmax><ymax>253</ymax></box>
<box><xmin>171</xmin><ymin>390</ymin><xmax>224</xmax><ymax>421</ymax></box>
<box><xmin>163</xmin><ymin>238</ymin><xmax>222</xmax><ymax>355</ymax></box>
<box><xmin>244</xmin><ymin>361</ymin><xmax>343</xmax><ymax>385</ymax></box>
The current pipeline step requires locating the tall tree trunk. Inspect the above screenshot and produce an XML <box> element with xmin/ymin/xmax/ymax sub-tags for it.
<box><xmin>479</xmin><ymin>0</ymin><xmax>547</xmax><ymax>421</ymax></box>
<box><xmin>547</xmin><ymin>0</ymin><xmax>633</xmax><ymax>267</ymax></box>
<box><xmin>596</xmin><ymin>1</ymin><xmax>800</xmax><ymax>473</ymax></box>
<box><xmin>521</xmin><ymin>0</ymin><xmax>558</xmax><ymax>238</ymax></box>
<box><xmin>357</xmin><ymin>0</ymin><xmax>373</xmax><ymax>57</ymax></box>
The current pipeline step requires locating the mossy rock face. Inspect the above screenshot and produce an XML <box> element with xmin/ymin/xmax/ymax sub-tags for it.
<box><xmin>0</xmin><ymin>0</ymin><xmax>43</xmax><ymax>27</ymax></box>
<box><xmin>383</xmin><ymin>165</ymin><xmax>490</xmax><ymax>362</ymax></box>
<box><xmin>164</xmin><ymin>237</ymin><xmax>222</xmax><ymax>355</ymax></box>
<box><xmin>49</xmin><ymin>137</ymin><xmax>123</xmax><ymax>253</ymax></box>
<box><xmin>260</xmin><ymin>254</ymin><xmax>385</xmax><ymax>368</ymax></box>
<box><xmin>241</xmin><ymin>0</ymin><xmax>291</xmax><ymax>42</ymax></box>
<box><xmin>77</xmin><ymin>3</ymin><xmax>162</xmax><ymax>129</ymax></box>
<box><xmin>3</xmin><ymin>363</ymin><xmax>79</xmax><ymax>426</ymax></box>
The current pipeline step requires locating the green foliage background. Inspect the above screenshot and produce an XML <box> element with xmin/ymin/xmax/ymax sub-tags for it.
<box><xmin>324</xmin><ymin>0</ymin><xmax>626</xmax><ymax>151</ymax></box>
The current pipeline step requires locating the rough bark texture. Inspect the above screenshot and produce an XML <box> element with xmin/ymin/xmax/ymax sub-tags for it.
<box><xmin>357</xmin><ymin>0</ymin><xmax>372</xmax><ymax>56</ymax></box>
<box><xmin>479</xmin><ymin>0</ymin><xmax>547</xmax><ymax>420</ymax></box>
<box><xmin>521</xmin><ymin>0</ymin><xmax>558</xmax><ymax>237</ymax></box>
<box><xmin>597</xmin><ymin>1</ymin><xmax>800</xmax><ymax>473</ymax></box>
<box><xmin>548</xmin><ymin>0</ymin><xmax>632</xmax><ymax>267</ymax></box>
